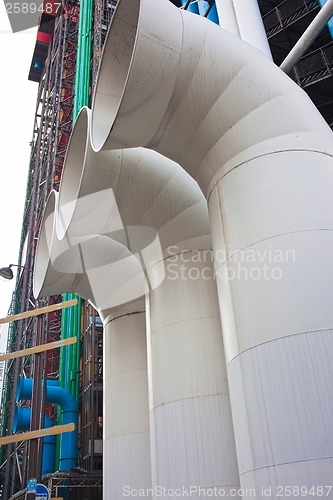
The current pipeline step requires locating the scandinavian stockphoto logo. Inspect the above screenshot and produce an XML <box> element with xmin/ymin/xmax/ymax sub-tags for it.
<box><xmin>45</xmin><ymin>188</ymin><xmax>166</xmax><ymax>311</ymax></box>
<box><xmin>164</xmin><ymin>245</ymin><xmax>296</xmax><ymax>282</ymax></box>
<box><xmin>3</xmin><ymin>0</ymin><xmax>61</xmax><ymax>33</ymax></box>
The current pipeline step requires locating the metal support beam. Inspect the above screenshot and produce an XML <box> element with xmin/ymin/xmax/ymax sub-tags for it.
<box><xmin>280</xmin><ymin>0</ymin><xmax>333</xmax><ymax>73</ymax></box>
<box><xmin>0</xmin><ymin>299</ymin><xmax>78</xmax><ymax>325</ymax></box>
<box><xmin>0</xmin><ymin>337</ymin><xmax>77</xmax><ymax>362</ymax></box>
<box><xmin>0</xmin><ymin>424</ymin><xmax>75</xmax><ymax>445</ymax></box>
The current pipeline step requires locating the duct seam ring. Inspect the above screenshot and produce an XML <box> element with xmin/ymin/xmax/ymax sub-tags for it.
<box><xmin>207</xmin><ymin>148</ymin><xmax>333</xmax><ymax>202</ymax></box>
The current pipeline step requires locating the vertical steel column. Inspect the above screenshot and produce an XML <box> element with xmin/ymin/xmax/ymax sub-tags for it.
<box><xmin>27</xmin><ymin>314</ymin><xmax>44</xmax><ymax>481</ymax></box>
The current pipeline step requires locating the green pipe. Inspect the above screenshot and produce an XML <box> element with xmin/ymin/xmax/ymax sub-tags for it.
<box><xmin>75</xmin><ymin>297</ymin><xmax>82</xmax><ymax>402</ymax></box>
<box><xmin>81</xmin><ymin>0</ymin><xmax>88</xmax><ymax>109</ymax></box>
<box><xmin>59</xmin><ymin>292</ymin><xmax>68</xmax><ymax>389</ymax></box>
<box><xmin>57</xmin><ymin>291</ymin><xmax>69</xmax><ymax>470</ymax></box>
<box><xmin>73</xmin><ymin>0</ymin><xmax>84</xmax><ymax>114</ymax></box>
<box><xmin>57</xmin><ymin>0</ymin><xmax>93</xmax><ymax>468</ymax></box>
<box><xmin>74</xmin><ymin>0</ymin><xmax>93</xmax><ymax>116</ymax></box>
<box><xmin>85</xmin><ymin>0</ymin><xmax>93</xmax><ymax>104</ymax></box>
<box><xmin>69</xmin><ymin>295</ymin><xmax>76</xmax><ymax>397</ymax></box>
<box><xmin>69</xmin><ymin>0</ymin><xmax>92</xmax><ymax>403</ymax></box>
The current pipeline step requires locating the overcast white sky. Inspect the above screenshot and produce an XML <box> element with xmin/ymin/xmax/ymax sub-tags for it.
<box><xmin>0</xmin><ymin>5</ymin><xmax>38</xmax><ymax>319</ymax></box>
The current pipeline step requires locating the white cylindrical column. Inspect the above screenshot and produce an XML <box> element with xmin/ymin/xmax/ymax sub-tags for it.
<box><xmin>88</xmin><ymin>0</ymin><xmax>333</xmax><ymax>491</ymax></box>
<box><xmin>232</xmin><ymin>0</ymin><xmax>272</xmax><ymax>58</ymax></box>
<box><xmin>147</xmin><ymin>255</ymin><xmax>240</xmax><ymax>498</ymax></box>
<box><xmin>208</xmin><ymin>151</ymin><xmax>333</xmax><ymax>494</ymax></box>
<box><xmin>214</xmin><ymin>0</ymin><xmax>240</xmax><ymax>36</ymax></box>
<box><xmin>103</xmin><ymin>300</ymin><xmax>152</xmax><ymax>499</ymax></box>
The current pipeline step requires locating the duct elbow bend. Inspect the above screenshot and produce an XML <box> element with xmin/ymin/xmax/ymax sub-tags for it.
<box><xmin>16</xmin><ymin>376</ymin><xmax>78</xmax><ymax>415</ymax></box>
<box><xmin>91</xmin><ymin>0</ymin><xmax>333</xmax><ymax>194</ymax></box>
<box><xmin>33</xmin><ymin>190</ymin><xmax>82</xmax><ymax>299</ymax></box>
<box><xmin>46</xmin><ymin>384</ymin><xmax>78</xmax><ymax>415</ymax></box>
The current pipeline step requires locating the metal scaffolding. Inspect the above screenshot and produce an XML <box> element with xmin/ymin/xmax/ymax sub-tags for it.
<box><xmin>0</xmin><ymin>0</ymin><xmax>115</xmax><ymax>495</ymax></box>
<box><xmin>92</xmin><ymin>0</ymin><xmax>117</xmax><ymax>88</ymax></box>
<box><xmin>0</xmin><ymin>0</ymin><xmax>79</xmax><ymax>495</ymax></box>
<box><xmin>80</xmin><ymin>304</ymin><xmax>103</xmax><ymax>473</ymax></box>
<box><xmin>259</xmin><ymin>0</ymin><xmax>333</xmax><ymax>127</ymax></box>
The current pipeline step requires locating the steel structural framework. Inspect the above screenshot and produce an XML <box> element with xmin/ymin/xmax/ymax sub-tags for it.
<box><xmin>0</xmin><ymin>0</ymin><xmax>115</xmax><ymax>496</ymax></box>
<box><xmin>0</xmin><ymin>0</ymin><xmax>332</xmax><ymax>498</ymax></box>
<box><xmin>0</xmin><ymin>0</ymin><xmax>79</xmax><ymax>495</ymax></box>
<box><xmin>38</xmin><ymin>0</ymin><xmax>333</xmax><ymax>493</ymax></box>
<box><xmin>260</xmin><ymin>0</ymin><xmax>333</xmax><ymax>127</ymax></box>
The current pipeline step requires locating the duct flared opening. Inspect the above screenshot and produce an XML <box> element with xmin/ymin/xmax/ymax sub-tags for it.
<box><xmin>13</xmin><ymin>408</ymin><xmax>18</xmax><ymax>433</ymax></box>
<box><xmin>15</xmin><ymin>376</ymin><xmax>26</xmax><ymax>403</ymax></box>
<box><xmin>91</xmin><ymin>0</ymin><xmax>140</xmax><ymax>151</ymax></box>
<box><xmin>57</xmin><ymin>107</ymin><xmax>89</xmax><ymax>240</ymax></box>
<box><xmin>33</xmin><ymin>191</ymin><xmax>57</xmax><ymax>298</ymax></box>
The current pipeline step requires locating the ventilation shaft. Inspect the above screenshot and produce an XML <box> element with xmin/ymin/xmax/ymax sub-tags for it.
<box><xmin>88</xmin><ymin>0</ymin><xmax>333</xmax><ymax>490</ymax></box>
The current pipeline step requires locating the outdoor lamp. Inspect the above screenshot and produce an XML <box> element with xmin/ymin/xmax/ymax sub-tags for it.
<box><xmin>0</xmin><ymin>264</ymin><xmax>24</xmax><ymax>280</ymax></box>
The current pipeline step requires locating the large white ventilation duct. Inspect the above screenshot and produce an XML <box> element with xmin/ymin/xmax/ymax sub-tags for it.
<box><xmin>146</xmin><ymin>255</ymin><xmax>239</xmax><ymax>496</ymax></box>
<box><xmin>231</xmin><ymin>0</ymin><xmax>272</xmax><ymax>58</ymax></box>
<box><xmin>34</xmin><ymin>108</ymin><xmax>240</xmax><ymax>496</ymax></box>
<box><xmin>214</xmin><ymin>0</ymin><xmax>239</xmax><ymax>36</ymax></box>
<box><xmin>33</xmin><ymin>190</ymin><xmax>146</xmax><ymax>317</ymax></box>
<box><xmin>215</xmin><ymin>0</ymin><xmax>272</xmax><ymax>58</ymax></box>
<box><xmin>103</xmin><ymin>299</ymin><xmax>151</xmax><ymax>499</ymax></box>
<box><xmin>89</xmin><ymin>0</ymin><xmax>333</xmax><ymax>491</ymax></box>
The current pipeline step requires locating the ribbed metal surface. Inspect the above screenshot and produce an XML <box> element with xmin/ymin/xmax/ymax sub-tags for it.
<box><xmin>104</xmin><ymin>307</ymin><xmax>151</xmax><ymax>498</ymax></box>
<box><xmin>33</xmin><ymin>0</ymin><xmax>333</xmax><ymax>493</ymax></box>
<box><xmin>147</xmin><ymin>258</ymin><xmax>240</xmax><ymax>493</ymax></box>
<box><xmin>87</xmin><ymin>0</ymin><xmax>333</xmax><ymax>489</ymax></box>
<box><xmin>228</xmin><ymin>330</ymin><xmax>333</xmax><ymax>489</ymax></box>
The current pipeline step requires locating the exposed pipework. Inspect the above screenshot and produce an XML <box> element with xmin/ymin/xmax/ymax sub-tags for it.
<box><xmin>318</xmin><ymin>0</ymin><xmax>333</xmax><ymax>37</ymax></box>
<box><xmin>103</xmin><ymin>300</ymin><xmax>151</xmax><ymax>498</ymax></box>
<box><xmin>214</xmin><ymin>0</ymin><xmax>239</xmax><ymax>35</ymax></box>
<box><xmin>231</xmin><ymin>0</ymin><xmax>272</xmax><ymax>57</ymax></box>
<box><xmin>16</xmin><ymin>377</ymin><xmax>78</xmax><ymax>470</ymax></box>
<box><xmin>34</xmin><ymin>108</ymin><xmax>240</xmax><ymax>495</ymax></box>
<box><xmin>58</xmin><ymin>0</ymin><xmax>92</xmax><ymax>460</ymax></box>
<box><xmin>280</xmin><ymin>0</ymin><xmax>333</xmax><ymax>73</ymax></box>
<box><xmin>200</xmin><ymin>1</ymin><xmax>219</xmax><ymax>24</ymax></box>
<box><xmin>13</xmin><ymin>406</ymin><xmax>56</xmax><ymax>475</ymax></box>
<box><xmin>181</xmin><ymin>0</ymin><xmax>199</xmax><ymax>15</ymax></box>
<box><xmin>87</xmin><ymin>0</ymin><xmax>333</xmax><ymax>490</ymax></box>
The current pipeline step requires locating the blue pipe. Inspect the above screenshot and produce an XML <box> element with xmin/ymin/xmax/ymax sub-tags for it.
<box><xmin>181</xmin><ymin>0</ymin><xmax>199</xmax><ymax>14</ymax></box>
<box><xmin>13</xmin><ymin>406</ymin><xmax>56</xmax><ymax>475</ymax></box>
<box><xmin>317</xmin><ymin>0</ymin><xmax>333</xmax><ymax>38</ymax></box>
<box><xmin>206</xmin><ymin>2</ymin><xmax>219</xmax><ymax>24</ymax></box>
<box><xmin>16</xmin><ymin>377</ymin><xmax>78</xmax><ymax>470</ymax></box>
<box><xmin>197</xmin><ymin>0</ymin><xmax>219</xmax><ymax>24</ymax></box>
<box><xmin>64</xmin><ymin>306</ymin><xmax>70</xmax><ymax>392</ymax></box>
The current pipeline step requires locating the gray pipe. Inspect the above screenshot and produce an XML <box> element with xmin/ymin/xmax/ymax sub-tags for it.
<box><xmin>280</xmin><ymin>0</ymin><xmax>333</xmax><ymax>73</ymax></box>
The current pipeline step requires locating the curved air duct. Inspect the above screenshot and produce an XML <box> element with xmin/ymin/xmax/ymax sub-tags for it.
<box><xmin>35</xmin><ymin>108</ymin><xmax>213</xmax><ymax>316</ymax></box>
<box><xmin>89</xmin><ymin>0</ymin><xmax>333</xmax><ymax>490</ymax></box>
<box><xmin>103</xmin><ymin>299</ymin><xmax>152</xmax><ymax>498</ymax></box>
<box><xmin>34</xmin><ymin>108</ymin><xmax>240</xmax><ymax>494</ymax></box>
<box><xmin>16</xmin><ymin>377</ymin><xmax>78</xmax><ymax>470</ymax></box>
<box><xmin>13</xmin><ymin>406</ymin><xmax>56</xmax><ymax>475</ymax></box>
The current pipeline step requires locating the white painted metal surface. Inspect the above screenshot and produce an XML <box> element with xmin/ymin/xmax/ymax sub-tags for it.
<box><xmin>103</xmin><ymin>301</ymin><xmax>151</xmax><ymax>499</ymax></box>
<box><xmin>33</xmin><ymin>190</ymin><xmax>145</xmax><ymax>316</ymax></box>
<box><xmin>34</xmin><ymin>107</ymin><xmax>240</xmax><ymax>497</ymax></box>
<box><xmin>280</xmin><ymin>0</ymin><xmax>333</xmax><ymax>73</ymax></box>
<box><xmin>146</xmin><ymin>256</ymin><xmax>240</xmax><ymax>496</ymax></box>
<box><xmin>88</xmin><ymin>0</ymin><xmax>333</xmax><ymax>491</ymax></box>
<box><xmin>232</xmin><ymin>0</ymin><xmax>272</xmax><ymax>58</ymax></box>
<box><xmin>214</xmin><ymin>0</ymin><xmax>239</xmax><ymax>36</ymax></box>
